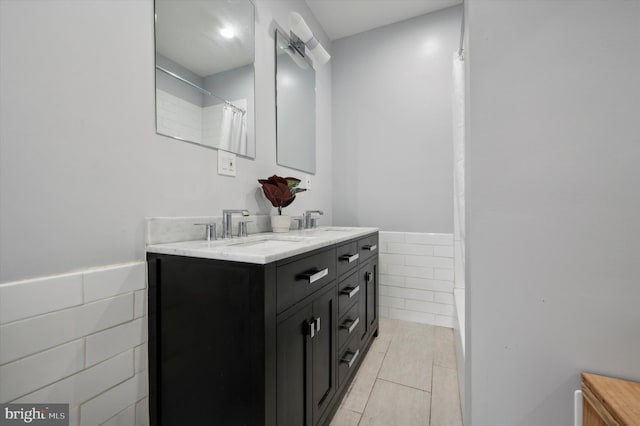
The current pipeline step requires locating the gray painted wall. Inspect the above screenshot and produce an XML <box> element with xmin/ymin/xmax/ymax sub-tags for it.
<box><xmin>203</xmin><ymin>64</ymin><xmax>254</xmax><ymax>108</ymax></box>
<box><xmin>332</xmin><ymin>6</ymin><xmax>461</xmax><ymax>233</ymax></box>
<box><xmin>0</xmin><ymin>0</ymin><xmax>332</xmax><ymax>282</ymax></box>
<box><xmin>156</xmin><ymin>54</ymin><xmax>205</xmax><ymax>107</ymax></box>
<box><xmin>466</xmin><ymin>1</ymin><xmax>640</xmax><ymax>425</ymax></box>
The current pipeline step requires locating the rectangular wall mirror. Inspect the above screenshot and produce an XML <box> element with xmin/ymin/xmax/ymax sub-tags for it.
<box><xmin>154</xmin><ymin>0</ymin><xmax>255</xmax><ymax>158</ymax></box>
<box><xmin>275</xmin><ymin>30</ymin><xmax>316</xmax><ymax>174</ymax></box>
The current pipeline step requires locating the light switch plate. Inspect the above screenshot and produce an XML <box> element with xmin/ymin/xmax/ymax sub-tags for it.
<box><xmin>218</xmin><ymin>151</ymin><xmax>237</xmax><ymax>177</ymax></box>
<box><xmin>305</xmin><ymin>175</ymin><xmax>311</xmax><ymax>190</ymax></box>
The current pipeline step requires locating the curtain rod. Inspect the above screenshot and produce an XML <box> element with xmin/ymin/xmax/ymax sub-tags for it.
<box><xmin>156</xmin><ymin>65</ymin><xmax>211</xmax><ymax>96</ymax></box>
<box><xmin>155</xmin><ymin>65</ymin><xmax>246</xmax><ymax>113</ymax></box>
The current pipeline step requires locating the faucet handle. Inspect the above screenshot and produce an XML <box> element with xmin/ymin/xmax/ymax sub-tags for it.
<box><xmin>222</xmin><ymin>210</ymin><xmax>250</xmax><ymax>239</ymax></box>
<box><xmin>195</xmin><ymin>223</ymin><xmax>217</xmax><ymax>241</ymax></box>
<box><xmin>238</xmin><ymin>221</ymin><xmax>252</xmax><ymax>237</ymax></box>
<box><xmin>303</xmin><ymin>210</ymin><xmax>324</xmax><ymax>229</ymax></box>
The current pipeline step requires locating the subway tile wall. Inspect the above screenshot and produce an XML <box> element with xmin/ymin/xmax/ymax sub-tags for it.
<box><xmin>156</xmin><ymin>89</ymin><xmax>203</xmax><ymax>143</ymax></box>
<box><xmin>378</xmin><ymin>232</ymin><xmax>456</xmax><ymax>328</ymax></box>
<box><xmin>0</xmin><ymin>262</ymin><xmax>149</xmax><ymax>426</ymax></box>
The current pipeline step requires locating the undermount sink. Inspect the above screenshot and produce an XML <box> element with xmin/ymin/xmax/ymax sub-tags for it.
<box><xmin>303</xmin><ymin>227</ymin><xmax>354</xmax><ymax>233</ymax></box>
<box><xmin>229</xmin><ymin>239</ymin><xmax>305</xmax><ymax>249</ymax></box>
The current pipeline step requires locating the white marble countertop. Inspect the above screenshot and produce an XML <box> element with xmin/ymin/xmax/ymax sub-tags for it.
<box><xmin>146</xmin><ymin>226</ymin><xmax>379</xmax><ymax>264</ymax></box>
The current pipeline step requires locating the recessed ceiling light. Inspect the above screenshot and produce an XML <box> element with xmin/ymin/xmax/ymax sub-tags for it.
<box><xmin>220</xmin><ymin>27</ymin><xmax>235</xmax><ymax>39</ymax></box>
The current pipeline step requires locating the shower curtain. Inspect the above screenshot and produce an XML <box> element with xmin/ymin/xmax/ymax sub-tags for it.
<box><xmin>219</xmin><ymin>103</ymin><xmax>247</xmax><ymax>156</ymax></box>
<box><xmin>452</xmin><ymin>53</ymin><xmax>466</xmax><ymax>289</ymax></box>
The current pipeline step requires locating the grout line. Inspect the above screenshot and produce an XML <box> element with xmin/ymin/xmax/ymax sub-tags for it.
<box><xmin>376</xmin><ymin>377</ymin><xmax>432</xmax><ymax>394</ymax></box>
<box><xmin>352</xmin><ymin>318</ymin><xmax>458</xmax><ymax>426</ymax></box>
<box><xmin>354</xmin><ymin>337</ymin><xmax>392</xmax><ymax>422</ymax></box>
<box><xmin>99</xmin><ymin>402</ymin><xmax>135</xmax><ymax>426</ymax></box>
<box><xmin>9</xmin><ymin>347</ymin><xmax>138</xmax><ymax>404</ymax></box>
<box><xmin>0</xmin><ymin>300</ymin><xmax>84</xmax><ymax>328</ymax></box>
<box><xmin>429</xmin><ymin>357</ymin><xmax>435</xmax><ymax>426</ymax></box>
<box><xmin>0</xmin><ymin>291</ymin><xmax>139</xmax><ymax>328</ymax></box>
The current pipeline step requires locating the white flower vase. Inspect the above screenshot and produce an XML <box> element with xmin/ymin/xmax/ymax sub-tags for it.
<box><xmin>271</xmin><ymin>215</ymin><xmax>291</xmax><ymax>233</ymax></box>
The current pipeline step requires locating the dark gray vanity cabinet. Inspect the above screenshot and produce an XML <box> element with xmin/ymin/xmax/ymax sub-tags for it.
<box><xmin>276</xmin><ymin>284</ymin><xmax>337</xmax><ymax>426</ymax></box>
<box><xmin>147</xmin><ymin>231</ymin><xmax>378</xmax><ymax>426</ymax></box>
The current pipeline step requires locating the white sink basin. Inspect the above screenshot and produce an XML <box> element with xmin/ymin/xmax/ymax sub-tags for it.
<box><xmin>301</xmin><ymin>227</ymin><xmax>355</xmax><ymax>235</ymax></box>
<box><xmin>230</xmin><ymin>239</ymin><xmax>304</xmax><ymax>249</ymax></box>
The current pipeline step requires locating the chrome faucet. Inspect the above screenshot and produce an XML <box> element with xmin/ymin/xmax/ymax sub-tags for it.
<box><xmin>303</xmin><ymin>210</ymin><xmax>324</xmax><ymax>229</ymax></box>
<box><xmin>222</xmin><ymin>209</ymin><xmax>249</xmax><ymax>238</ymax></box>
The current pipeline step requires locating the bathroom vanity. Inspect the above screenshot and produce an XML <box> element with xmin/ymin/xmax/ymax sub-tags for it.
<box><xmin>146</xmin><ymin>227</ymin><xmax>379</xmax><ymax>425</ymax></box>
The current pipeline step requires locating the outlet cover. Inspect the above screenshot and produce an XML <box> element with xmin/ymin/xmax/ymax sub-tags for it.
<box><xmin>305</xmin><ymin>174</ymin><xmax>311</xmax><ymax>190</ymax></box>
<box><xmin>218</xmin><ymin>151</ymin><xmax>236</xmax><ymax>177</ymax></box>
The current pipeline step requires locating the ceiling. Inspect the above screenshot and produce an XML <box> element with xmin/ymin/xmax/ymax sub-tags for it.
<box><xmin>305</xmin><ymin>0</ymin><xmax>462</xmax><ymax>41</ymax></box>
<box><xmin>155</xmin><ymin>0</ymin><xmax>462</xmax><ymax>77</ymax></box>
<box><xmin>155</xmin><ymin>0</ymin><xmax>254</xmax><ymax>77</ymax></box>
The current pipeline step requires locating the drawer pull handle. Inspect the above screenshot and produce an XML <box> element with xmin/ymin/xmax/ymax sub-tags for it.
<box><xmin>363</xmin><ymin>244</ymin><xmax>377</xmax><ymax>252</ymax></box>
<box><xmin>341</xmin><ymin>317</ymin><xmax>360</xmax><ymax>334</ymax></box>
<box><xmin>314</xmin><ymin>317</ymin><xmax>321</xmax><ymax>333</ymax></box>
<box><xmin>302</xmin><ymin>268</ymin><xmax>329</xmax><ymax>284</ymax></box>
<box><xmin>340</xmin><ymin>253</ymin><xmax>359</xmax><ymax>263</ymax></box>
<box><xmin>341</xmin><ymin>349</ymin><xmax>360</xmax><ymax>369</ymax></box>
<box><xmin>341</xmin><ymin>285</ymin><xmax>360</xmax><ymax>298</ymax></box>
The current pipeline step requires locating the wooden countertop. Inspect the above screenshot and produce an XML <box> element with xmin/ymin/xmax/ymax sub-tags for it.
<box><xmin>582</xmin><ymin>372</ymin><xmax>640</xmax><ymax>425</ymax></box>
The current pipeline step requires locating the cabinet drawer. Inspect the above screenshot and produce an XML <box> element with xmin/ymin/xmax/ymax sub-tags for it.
<box><xmin>358</xmin><ymin>234</ymin><xmax>378</xmax><ymax>263</ymax></box>
<box><xmin>338</xmin><ymin>303</ymin><xmax>361</xmax><ymax>350</ymax></box>
<box><xmin>338</xmin><ymin>335</ymin><xmax>361</xmax><ymax>387</ymax></box>
<box><xmin>338</xmin><ymin>270</ymin><xmax>360</xmax><ymax>316</ymax></box>
<box><xmin>277</xmin><ymin>248</ymin><xmax>336</xmax><ymax>313</ymax></box>
<box><xmin>336</xmin><ymin>241</ymin><xmax>359</xmax><ymax>277</ymax></box>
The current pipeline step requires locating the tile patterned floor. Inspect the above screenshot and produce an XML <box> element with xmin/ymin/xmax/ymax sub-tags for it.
<box><xmin>330</xmin><ymin>318</ymin><xmax>462</xmax><ymax>426</ymax></box>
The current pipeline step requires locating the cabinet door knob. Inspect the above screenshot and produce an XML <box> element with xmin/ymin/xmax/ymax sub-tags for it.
<box><xmin>340</xmin><ymin>285</ymin><xmax>360</xmax><ymax>298</ymax></box>
<box><xmin>301</xmin><ymin>268</ymin><xmax>329</xmax><ymax>284</ymax></box>
<box><xmin>339</xmin><ymin>253</ymin><xmax>359</xmax><ymax>263</ymax></box>
<box><xmin>308</xmin><ymin>321</ymin><xmax>316</xmax><ymax>338</ymax></box>
<box><xmin>314</xmin><ymin>317</ymin><xmax>321</xmax><ymax>333</ymax></box>
<box><xmin>365</xmin><ymin>272</ymin><xmax>372</xmax><ymax>282</ymax></box>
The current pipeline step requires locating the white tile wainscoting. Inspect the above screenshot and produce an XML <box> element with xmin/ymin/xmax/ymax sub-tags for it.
<box><xmin>0</xmin><ymin>262</ymin><xmax>149</xmax><ymax>426</ymax></box>
<box><xmin>378</xmin><ymin>232</ymin><xmax>456</xmax><ymax>328</ymax></box>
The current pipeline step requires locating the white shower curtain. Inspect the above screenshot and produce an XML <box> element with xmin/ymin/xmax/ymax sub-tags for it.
<box><xmin>219</xmin><ymin>104</ymin><xmax>247</xmax><ymax>156</ymax></box>
<box><xmin>452</xmin><ymin>53</ymin><xmax>466</xmax><ymax>289</ymax></box>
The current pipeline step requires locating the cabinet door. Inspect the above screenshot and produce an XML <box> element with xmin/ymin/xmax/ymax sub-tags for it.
<box><xmin>277</xmin><ymin>303</ymin><xmax>313</xmax><ymax>426</ymax></box>
<box><xmin>358</xmin><ymin>266</ymin><xmax>368</xmax><ymax>343</ymax></box>
<box><xmin>358</xmin><ymin>260</ymin><xmax>378</xmax><ymax>343</ymax></box>
<box><xmin>366</xmin><ymin>260</ymin><xmax>378</xmax><ymax>333</ymax></box>
<box><xmin>312</xmin><ymin>286</ymin><xmax>337</xmax><ymax>424</ymax></box>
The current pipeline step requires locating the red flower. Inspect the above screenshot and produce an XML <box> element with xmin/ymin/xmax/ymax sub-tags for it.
<box><xmin>258</xmin><ymin>175</ymin><xmax>306</xmax><ymax>215</ymax></box>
